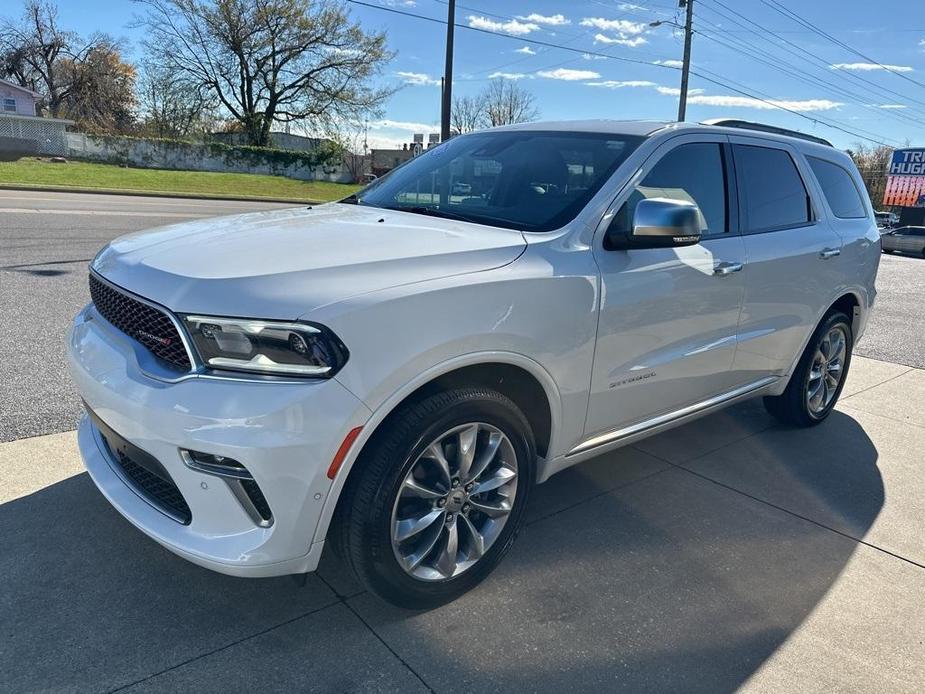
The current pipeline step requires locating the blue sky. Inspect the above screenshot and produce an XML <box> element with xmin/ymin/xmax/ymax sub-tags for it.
<box><xmin>14</xmin><ymin>0</ymin><xmax>925</xmax><ymax>150</ymax></box>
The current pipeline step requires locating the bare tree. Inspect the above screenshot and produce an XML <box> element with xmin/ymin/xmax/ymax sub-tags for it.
<box><xmin>482</xmin><ymin>78</ymin><xmax>539</xmax><ymax>128</ymax></box>
<box><xmin>324</xmin><ymin>118</ymin><xmax>369</xmax><ymax>183</ymax></box>
<box><xmin>847</xmin><ymin>143</ymin><xmax>894</xmax><ymax>209</ymax></box>
<box><xmin>451</xmin><ymin>93</ymin><xmax>486</xmax><ymax>135</ymax></box>
<box><xmin>135</xmin><ymin>0</ymin><xmax>395</xmax><ymax>147</ymax></box>
<box><xmin>138</xmin><ymin>61</ymin><xmax>215</xmax><ymax>138</ymax></box>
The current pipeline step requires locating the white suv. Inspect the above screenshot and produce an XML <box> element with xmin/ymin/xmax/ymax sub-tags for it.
<box><xmin>68</xmin><ymin>119</ymin><xmax>880</xmax><ymax>607</ymax></box>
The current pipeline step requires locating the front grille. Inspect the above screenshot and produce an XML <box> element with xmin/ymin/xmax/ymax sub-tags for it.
<box><xmin>110</xmin><ymin>447</ymin><xmax>193</xmax><ymax>524</ymax></box>
<box><xmin>89</xmin><ymin>408</ymin><xmax>192</xmax><ymax>525</ymax></box>
<box><xmin>89</xmin><ymin>274</ymin><xmax>192</xmax><ymax>370</ymax></box>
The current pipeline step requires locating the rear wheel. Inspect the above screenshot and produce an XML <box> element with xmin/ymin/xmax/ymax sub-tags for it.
<box><xmin>333</xmin><ymin>387</ymin><xmax>535</xmax><ymax>608</ymax></box>
<box><xmin>763</xmin><ymin>311</ymin><xmax>853</xmax><ymax>427</ymax></box>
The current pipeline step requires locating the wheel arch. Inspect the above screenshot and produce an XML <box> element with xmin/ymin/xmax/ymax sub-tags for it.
<box><xmin>313</xmin><ymin>352</ymin><xmax>563</xmax><ymax>545</ymax></box>
<box><xmin>773</xmin><ymin>289</ymin><xmax>864</xmax><ymax>396</ymax></box>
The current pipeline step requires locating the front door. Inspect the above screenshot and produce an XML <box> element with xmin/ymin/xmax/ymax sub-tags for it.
<box><xmin>585</xmin><ymin>136</ymin><xmax>747</xmax><ymax>439</ymax></box>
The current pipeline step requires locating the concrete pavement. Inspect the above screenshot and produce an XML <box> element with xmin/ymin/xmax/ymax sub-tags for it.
<box><xmin>2</xmin><ymin>356</ymin><xmax>923</xmax><ymax>693</ymax></box>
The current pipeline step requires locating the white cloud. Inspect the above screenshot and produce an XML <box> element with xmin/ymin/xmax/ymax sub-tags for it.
<box><xmin>830</xmin><ymin>62</ymin><xmax>913</xmax><ymax>72</ymax></box>
<box><xmin>467</xmin><ymin>15</ymin><xmax>539</xmax><ymax>35</ymax></box>
<box><xmin>586</xmin><ymin>80</ymin><xmax>657</xmax><ymax>88</ymax></box>
<box><xmin>594</xmin><ymin>33</ymin><xmax>647</xmax><ymax>47</ymax></box>
<box><xmin>515</xmin><ymin>46</ymin><xmax>537</xmax><ymax>55</ymax></box>
<box><xmin>582</xmin><ymin>53</ymin><xmax>608</xmax><ymax>60</ymax></box>
<box><xmin>369</xmin><ymin>119</ymin><xmax>437</xmax><ymax>133</ymax></box>
<box><xmin>618</xmin><ymin>3</ymin><xmax>645</xmax><ymax>10</ymax></box>
<box><xmin>654</xmin><ymin>59</ymin><xmax>684</xmax><ymax>68</ymax></box>
<box><xmin>489</xmin><ymin>71</ymin><xmax>529</xmax><ymax>80</ymax></box>
<box><xmin>381</xmin><ymin>0</ymin><xmax>416</xmax><ymax>7</ymax></box>
<box><xmin>537</xmin><ymin>68</ymin><xmax>601</xmax><ymax>81</ymax></box>
<box><xmin>396</xmin><ymin>71</ymin><xmax>441</xmax><ymax>86</ymax></box>
<box><xmin>685</xmin><ymin>94</ymin><xmax>843</xmax><ymax>111</ymax></box>
<box><xmin>580</xmin><ymin>17</ymin><xmax>647</xmax><ymax>34</ymax></box>
<box><xmin>656</xmin><ymin>86</ymin><xmax>704</xmax><ymax>96</ymax></box>
<box><xmin>877</xmin><ymin>103</ymin><xmax>908</xmax><ymax>109</ymax></box>
<box><xmin>516</xmin><ymin>13</ymin><xmax>570</xmax><ymax>26</ymax></box>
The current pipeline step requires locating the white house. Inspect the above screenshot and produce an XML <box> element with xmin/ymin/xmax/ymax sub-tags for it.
<box><xmin>0</xmin><ymin>78</ymin><xmax>41</xmax><ymax>116</ymax></box>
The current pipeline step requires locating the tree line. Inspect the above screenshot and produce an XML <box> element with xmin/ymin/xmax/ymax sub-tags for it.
<box><xmin>0</xmin><ymin>0</ymin><xmax>540</xmax><ymax>150</ymax></box>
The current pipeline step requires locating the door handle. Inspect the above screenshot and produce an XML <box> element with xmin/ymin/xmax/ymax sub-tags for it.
<box><xmin>820</xmin><ymin>248</ymin><xmax>841</xmax><ymax>259</ymax></box>
<box><xmin>713</xmin><ymin>261</ymin><xmax>744</xmax><ymax>276</ymax></box>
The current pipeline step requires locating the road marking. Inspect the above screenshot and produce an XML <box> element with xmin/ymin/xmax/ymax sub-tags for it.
<box><xmin>0</xmin><ymin>193</ymin><xmax>291</xmax><ymax>209</ymax></box>
<box><xmin>0</xmin><ymin>207</ymin><xmax>212</xmax><ymax>218</ymax></box>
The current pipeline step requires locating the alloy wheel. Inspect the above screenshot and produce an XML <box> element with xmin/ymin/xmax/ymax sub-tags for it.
<box><xmin>390</xmin><ymin>422</ymin><xmax>518</xmax><ymax>581</ymax></box>
<box><xmin>806</xmin><ymin>325</ymin><xmax>847</xmax><ymax>416</ymax></box>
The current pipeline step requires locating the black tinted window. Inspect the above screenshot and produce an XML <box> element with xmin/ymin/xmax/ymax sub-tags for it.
<box><xmin>615</xmin><ymin>142</ymin><xmax>727</xmax><ymax>236</ymax></box>
<box><xmin>808</xmin><ymin>157</ymin><xmax>867</xmax><ymax>219</ymax></box>
<box><xmin>734</xmin><ymin>145</ymin><xmax>811</xmax><ymax>231</ymax></box>
<box><xmin>356</xmin><ymin>131</ymin><xmax>642</xmax><ymax>232</ymax></box>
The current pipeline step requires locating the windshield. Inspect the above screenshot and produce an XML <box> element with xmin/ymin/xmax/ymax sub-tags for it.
<box><xmin>353</xmin><ymin>130</ymin><xmax>643</xmax><ymax>232</ymax></box>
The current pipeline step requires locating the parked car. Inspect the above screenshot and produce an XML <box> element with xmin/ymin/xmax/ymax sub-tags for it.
<box><xmin>451</xmin><ymin>181</ymin><xmax>472</xmax><ymax>195</ymax></box>
<box><xmin>881</xmin><ymin>227</ymin><xmax>925</xmax><ymax>257</ymax></box>
<box><xmin>69</xmin><ymin>119</ymin><xmax>880</xmax><ymax>607</ymax></box>
<box><xmin>874</xmin><ymin>211</ymin><xmax>897</xmax><ymax>229</ymax></box>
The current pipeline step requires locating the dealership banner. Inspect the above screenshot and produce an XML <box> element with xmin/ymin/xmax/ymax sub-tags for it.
<box><xmin>883</xmin><ymin>148</ymin><xmax>925</xmax><ymax>207</ymax></box>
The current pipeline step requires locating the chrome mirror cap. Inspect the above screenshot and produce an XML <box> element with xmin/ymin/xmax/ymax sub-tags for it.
<box><xmin>633</xmin><ymin>197</ymin><xmax>702</xmax><ymax>240</ymax></box>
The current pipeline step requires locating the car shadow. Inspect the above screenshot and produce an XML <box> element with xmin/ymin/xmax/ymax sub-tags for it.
<box><xmin>0</xmin><ymin>405</ymin><xmax>883</xmax><ymax>693</ymax></box>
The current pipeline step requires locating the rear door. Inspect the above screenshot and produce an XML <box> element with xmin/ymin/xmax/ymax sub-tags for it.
<box><xmin>730</xmin><ymin>137</ymin><xmax>844</xmax><ymax>379</ymax></box>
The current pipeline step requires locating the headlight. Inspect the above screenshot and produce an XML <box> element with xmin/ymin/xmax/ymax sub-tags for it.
<box><xmin>182</xmin><ymin>315</ymin><xmax>348</xmax><ymax>378</ymax></box>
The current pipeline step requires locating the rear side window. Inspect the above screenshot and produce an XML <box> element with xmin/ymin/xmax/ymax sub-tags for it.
<box><xmin>734</xmin><ymin>145</ymin><xmax>811</xmax><ymax>232</ymax></box>
<box><xmin>807</xmin><ymin>157</ymin><xmax>867</xmax><ymax>219</ymax></box>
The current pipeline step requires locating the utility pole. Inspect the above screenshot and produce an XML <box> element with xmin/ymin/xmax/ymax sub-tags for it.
<box><xmin>678</xmin><ymin>0</ymin><xmax>694</xmax><ymax>121</ymax></box>
<box><xmin>440</xmin><ymin>0</ymin><xmax>456</xmax><ymax>142</ymax></box>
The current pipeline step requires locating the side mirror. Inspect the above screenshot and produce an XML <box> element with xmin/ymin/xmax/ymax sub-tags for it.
<box><xmin>606</xmin><ymin>197</ymin><xmax>703</xmax><ymax>251</ymax></box>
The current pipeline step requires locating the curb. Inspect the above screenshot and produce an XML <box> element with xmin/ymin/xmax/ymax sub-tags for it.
<box><xmin>0</xmin><ymin>183</ymin><xmax>321</xmax><ymax>205</ymax></box>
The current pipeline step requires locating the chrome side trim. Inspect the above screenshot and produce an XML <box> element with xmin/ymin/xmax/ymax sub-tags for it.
<box><xmin>566</xmin><ymin>376</ymin><xmax>778</xmax><ymax>457</ymax></box>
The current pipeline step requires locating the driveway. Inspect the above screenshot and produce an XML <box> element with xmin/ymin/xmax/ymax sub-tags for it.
<box><xmin>1</xmin><ymin>190</ymin><xmax>923</xmax><ymax>692</ymax></box>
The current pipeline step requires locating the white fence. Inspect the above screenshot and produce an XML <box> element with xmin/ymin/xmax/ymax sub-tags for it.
<box><xmin>0</xmin><ymin>114</ymin><xmax>72</xmax><ymax>156</ymax></box>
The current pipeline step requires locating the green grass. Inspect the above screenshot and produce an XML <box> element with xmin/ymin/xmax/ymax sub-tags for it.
<box><xmin>0</xmin><ymin>157</ymin><xmax>361</xmax><ymax>202</ymax></box>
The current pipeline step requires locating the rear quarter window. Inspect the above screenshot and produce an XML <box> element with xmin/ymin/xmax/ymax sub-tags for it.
<box><xmin>807</xmin><ymin>157</ymin><xmax>868</xmax><ymax>219</ymax></box>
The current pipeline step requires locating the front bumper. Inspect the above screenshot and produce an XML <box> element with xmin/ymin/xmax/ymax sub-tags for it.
<box><xmin>68</xmin><ymin>304</ymin><xmax>370</xmax><ymax>577</ymax></box>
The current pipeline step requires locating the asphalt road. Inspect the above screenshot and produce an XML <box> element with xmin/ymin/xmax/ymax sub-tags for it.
<box><xmin>2</xmin><ymin>188</ymin><xmax>923</xmax><ymax>442</ymax></box>
<box><xmin>1</xmin><ymin>190</ymin><xmax>295</xmax><ymax>442</ymax></box>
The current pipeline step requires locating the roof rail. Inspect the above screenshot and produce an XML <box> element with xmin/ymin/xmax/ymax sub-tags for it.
<box><xmin>700</xmin><ymin>119</ymin><xmax>833</xmax><ymax>147</ymax></box>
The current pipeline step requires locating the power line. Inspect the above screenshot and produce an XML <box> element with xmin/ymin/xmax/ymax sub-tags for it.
<box><xmin>691</xmin><ymin>13</ymin><xmax>925</xmax><ymax>133</ymax></box>
<box><xmin>760</xmin><ymin>0</ymin><xmax>925</xmax><ymax>91</ymax></box>
<box><xmin>345</xmin><ymin>0</ymin><xmax>894</xmax><ymax>146</ymax></box>
<box><xmin>702</xmin><ymin>0</ymin><xmax>925</xmax><ymax>110</ymax></box>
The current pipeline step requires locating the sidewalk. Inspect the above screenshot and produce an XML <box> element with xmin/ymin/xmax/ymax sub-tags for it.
<box><xmin>1</xmin><ymin>355</ymin><xmax>922</xmax><ymax>693</ymax></box>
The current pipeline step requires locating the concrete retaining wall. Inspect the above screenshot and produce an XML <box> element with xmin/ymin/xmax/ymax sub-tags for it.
<box><xmin>65</xmin><ymin>133</ymin><xmax>351</xmax><ymax>182</ymax></box>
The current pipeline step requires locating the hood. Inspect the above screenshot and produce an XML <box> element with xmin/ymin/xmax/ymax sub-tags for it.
<box><xmin>92</xmin><ymin>203</ymin><xmax>527</xmax><ymax>319</ymax></box>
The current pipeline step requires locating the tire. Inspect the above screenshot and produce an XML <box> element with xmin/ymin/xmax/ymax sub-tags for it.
<box><xmin>763</xmin><ymin>310</ymin><xmax>853</xmax><ymax>427</ymax></box>
<box><xmin>333</xmin><ymin>387</ymin><xmax>535</xmax><ymax>608</ymax></box>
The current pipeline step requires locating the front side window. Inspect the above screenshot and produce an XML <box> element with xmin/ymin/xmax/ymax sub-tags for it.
<box><xmin>612</xmin><ymin>142</ymin><xmax>728</xmax><ymax>237</ymax></box>
<box><xmin>734</xmin><ymin>145</ymin><xmax>811</xmax><ymax>231</ymax></box>
<box><xmin>2</xmin><ymin>98</ymin><xmax>15</xmax><ymax>112</ymax></box>
<box><xmin>807</xmin><ymin>156</ymin><xmax>867</xmax><ymax>219</ymax></box>
<box><xmin>355</xmin><ymin>131</ymin><xmax>643</xmax><ymax>232</ymax></box>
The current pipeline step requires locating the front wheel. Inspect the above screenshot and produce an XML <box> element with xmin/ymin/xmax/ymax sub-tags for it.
<box><xmin>333</xmin><ymin>387</ymin><xmax>535</xmax><ymax>608</ymax></box>
<box><xmin>763</xmin><ymin>311</ymin><xmax>853</xmax><ymax>427</ymax></box>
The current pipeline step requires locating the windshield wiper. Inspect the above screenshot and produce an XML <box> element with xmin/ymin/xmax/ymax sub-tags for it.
<box><xmin>387</xmin><ymin>205</ymin><xmax>479</xmax><ymax>224</ymax></box>
<box><xmin>339</xmin><ymin>194</ymin><xmax>361</xmax><ymax>205</ymax></box>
